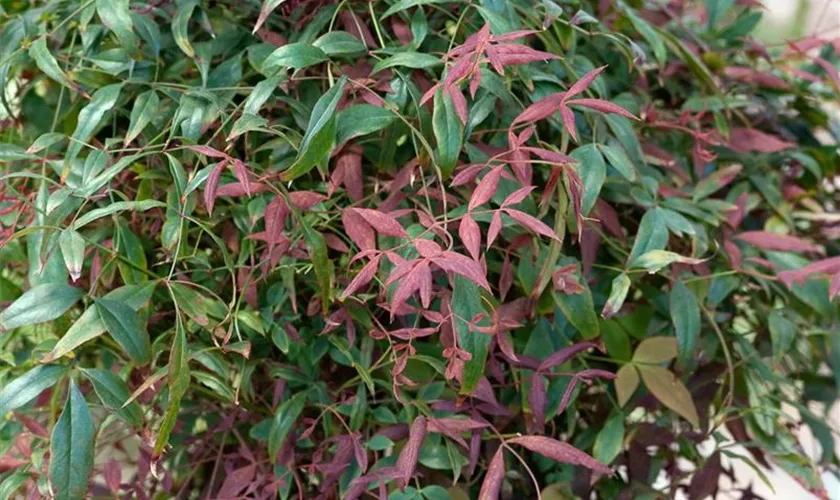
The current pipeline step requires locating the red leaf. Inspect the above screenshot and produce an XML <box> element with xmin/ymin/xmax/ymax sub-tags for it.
<box><xmin>264</xmin><ymin>196</ymin><xmax>288</xmax><ymax>246</ymax></box>
<box><xmin>433</xmin><ymin>251</ymin><xmax>491</xmax><ymax>291</ymax></box>
<box><xmin>831</xmin><ymin>272</ymin><xmax>840</xmax><ymax>300</ymax></box>
<box><xmin>487</xmin><ymin>211</ymin><xmax>502</xmax><ymax>247</ymax></box>
<box><xmin>469</xmin><ymin>167</ymin><xmax>503</xmax><ymax>210</ymax></box>
<box><xmin>203</xmin><ymin>159</ymin><xmax>228</xmax><ymax>215</ymax></box>
<box><xmin>724</xmin><ymin>67</ymin><xmax>790</xmax><ymax>90</ymax></box>
<box><xmin>395</xmin><ymin>416</ymin><xmax>427</xmax><ymax>489</ymax></box>
<box><xmin>688</xmin><ymin>451</ymin><xmax>722</xmax><ymax>500</ymax></box>
<box><xmin>216</xmin><ymin>464</ymin><xmax>256</xmax><ymax>499</ymax></box>
<box><xmin>451</xmin><ymin>164</ymin><xmax>486</xmax><ymax>187</ymax></box>
<box><xmin>334</xmin><ymin>148</ymin><xmax>364</xmax><ymax>201</ymax></box>
<box><xmin>448</xmin><ymin>85</ymin><xmax>469</xmax><ymax>125</ymax></box>
<box><xmin>501</xmin><ymin>186</ymin><xmax>535</xmax><ymax>207</ymax></box>
<box><xmin>508</xmin><ymin>436</ymin><xmax>612</xmax><ymax>476</ymax></box>
<box><xmin>232</xmin><ymin>159</ymin><xmax>251</xmax><ymax>196</ymax></box>
<box><xmin>565</xmin><ymin>65</ymin><xmax>606</xmax><ymax>99</ymax></box>
<box><xmin>499</xmin><ymin>256</ymin><xmax>513</xmax><ymax>301</ymax></box>
<box><xmin>418</xmin><ymin>260</ymin><xmax>433</xmax><ymax>308</ymax></box>
<box><xmin>289</xmin><ymin>191</ymin><xmax>327</xmax><ymax>210</ymax></box>
<box><xmin>538</xmin><ymin>342</ymin><xmax>600</xmax><ymax>372</ymax></box>
<box><xmin>735</xmin><ymin>231</ymin><xmax>822</xmax><ymax>254</ymax></box>
<box><xmin>512</xmin><ymin>92</ymin><xmax>566</xmax><ymax>125</ymax></box>
<box><xmin>391</xmin><ymin>262</ymin><xmax>423</xmax><ymax>314</ymax></box>
<box><xmin>103</xmin><ymin>458</ymin><xmax>121</xmax><ymax>494</ymax></box>
<box><xmin>528</xmin><ymin>373</ymin><xmax>546</xmax><ymax>434</ymax></box>
<box><xmin>352</xmin><ymin>434</ymin><xmax>368</xmax><ymax>472</ymax></box>
<box><xmin>351</xmin><ymin>208</ymin><xmax>408</xmax><ymax>238</ymax></box>
<box><xmin>427</xmin><ymin>417</ymin><xmax>488</xmax><ymax>448</ymax></box>
<box><xmin>504</xmin><ymin>209</ymin><xmax>558</xmax><ymax>240</ymax></box>
<box><xmin>815</xmin><ymin>57</ymin><xmax>840</xmax><ymax>93</ymax></box>
<box><xmin>186</xmin><ymin>144</ymin><xmax>230</xmax><ymax>159</ymax></box>
<box><xmin>777</xmin><ymin>256</ymin><xmax>840</xmax><ymax>287</ymax></box>
<box><xmin>341</xmin><ymin>255</ymin><xmax>381</xmax><ymax>300</ymax></box>
<box><xmin>460</xmin><ymin>214</ymin><xmax>481</xmax><ymax>260</ymax></box>
<box><xmin>342</xmin><ymin>210</ymin><xmax>376</xmax><ymax>250</ymax></box>
<box><xmin>485</xmin><ymin>44</ymin><xmax>558</xmax><ymax>66</ymax></box>
<box><xmin>414</xmin><ymin>238</ymin><xmax>443</xmax><ymax>257</ymax></box>
<box><xmin>567</xmin><ymin>98</ymin><xmax>637</xmax><ymax>119</ymax></box>
<box><xmin>478</xmin><ymin>447</ymin><xmax>505</xmax><ymax>500</ymax></box>
<box><xmin>560</xmin><ymin>105</ymin><xmax>578</xmax><ymax>141</ymax></box>
<box><xmin>727</xmin><ymin>128</ymin><xmax>794</xmax><ymax>153</ymax></box>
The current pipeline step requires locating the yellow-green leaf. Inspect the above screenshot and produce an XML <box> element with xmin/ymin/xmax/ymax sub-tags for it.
<box><xmin>637</xmin><ymin>365</ymin><xmax>700</xmax><ymax>427</ymax></box>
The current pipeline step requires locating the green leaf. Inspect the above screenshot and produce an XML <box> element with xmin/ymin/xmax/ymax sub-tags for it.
<box><xmin>28</xmin><ymin>38</ymin><xmax>75</xmax><ymax>91</ymax></box>
<box><xmin>669</xmin><ymin>281</ymin><xmax>699</xmax><ymax>364</ymax></box>
<box><xmin>694</xmin><ymin>164</ymin><xmax>742</xmax><ymax>201</ymax></box>
<box><xmin>95</xmin><ymin>298</ymin><xmax>152</xmax><ymax>363</ymax></box>
<box><xmin>49</xmin><ymin>380</ymin><xmax>95</xmax><ymax>500</ymax></box>
<box><xmin>155</xmin><ymin>316</ymin><xmax>190</xmax><ymax>454</ymax></box>
<box><xmin>656</xmin><ymin>26</ymin><xmax>719</xmax><ymax>92</ymax></box>
<box><xmin>27</xmin><ymin>132</ymin><xmax>65</xmax><ymax>154</ymax></box>
<box><xmin>371</xmin><ymin>51</ymin><xmax>441</xmax><ymax>74</ymax></box>
<box><xmin>282</xmin><ymin>76</ymin><xmax>346</xmax><ymax>181</ymax></box>
<box><xmin>381</xmin><ymin>0</ymin><xmax>454</xmax><ymax>18</ymax></box>
<box><xmin>768</xmin><ymin>310</ymin><xmax>796</xmax><ymax>363</ymax></box>
<box><xmin>637</xmin><ymin>365</ymin><xmax>699</xmax><ymax>427</ymax></box>
<box><xmin>73</xmin><ymin>200</ymin><xmax>166</xmax><ymax>229</ymax></box>
<box><xmin>571</xmin><ymin>144</ymin><xmax>605</xmax><ymax>215</ymax></box>
<box><xmin>269</xmin><ymin>391</ymin><xmax>308</xmax><ymax>460</ymax></box>
<box><xmin>633</xmin><ymin>336</ymin><xmax>677</xmax><ymax>364</ymax></box>
<box><xmin>707</xmin><ymin>0</ymin><xmax>735</xmax><ymax>30</ymax></box>
<box><xmin>432</xmin><ymin>88</ymin><xmax>463</xmax><ymax>178</ymax></box>
<box><xmin>80</xmin><ymin>367</ymin><xmax>143</xmax><ymax>427</ymax></box>
<box><xmin>0</xmin><ymin>283</ymin><xmax>83</xmax><ymax>332</ymax></box>
<box><xmin>313</xmin><ymin>31</ymin><xmax>366</xmax><ymax>56</ymax></box>
<box><xmin>302</xmin><ymin>222</ymin><xmax>333</xmax><ymax>314</ymax></box>
<box><xmin>243</xmin><ymin>73</ymin><xmax>285</xmax><ymax>116</ymax></box>
<box><xmin>552</xmin><ymin>264</ymin><xmax>599</xmax><ymax>339</ymax></box>
<box><xmin>58</xmin><ymin>229</ymin><xmax>85</xmax><ymax>282</ymax></box>
<box><xmin>46</xmin><ymin>283</ymin><xmax>156</xmax><ymax>362</ymax></box>
<box><xmin>97</xmin><ymin>0</ymin><xmax>139</xmax><ymax>53</ymax></box>
<box><xmin>601</xmin><ymin>273</ymin><xmax>630</xmax><ymax>319</ymax></box>
<box><xmin>598</xmin><ymin>142</ymin><xmax>636</xmax><ymax>181</ymax></box>
<box><xmin>0</xmin><ymin>364</ymin><xmax>66</xmax><ymax>417</ymax></box>
<box><xmin>172</xmin><ymin>0</ymin><xmax>198</xmax><ymax>57</ymax></box>
<box><xmin>0</xmin><ymin>472</ymin><xmax>29</xmax><ymax>499</ymax></box>
<box><xmin>627</xmin><ymin>208</ymin><xmax>669</xmax><ymax>266</ymax></box>
<box><xmin>614</xmin><ymin>365</ymin><xmax>638</xmax><ymax>407</ymax></box>
<box><xmin>125</xmin><ymin>90</ymin><xmax>160</xmax><ymax>145</ymax></box>
<box><xmin>452</xmin><ymin>275</ymin><xmax>490</xmax><ymax>394</ymax></box>
<box><xmin>635</xmin><ymin>250</ymin><xmax>704</xmax><ymax>273</ymax></box>
<box><xmin>593</xmin><ymin>412</ymin><xmax>624</xmax><ymax>464</ymax></box>
<box><xmin>66</xmin><ymin>84</ymin><xmax>123</xmax><ymax>165</ymax></box>
<box><xmin>336</xmin><ymin>104</ymin><xmax>397</xmax><ymax>144</ymax></box>
<box><xmin>624</xmin><ymin>7</ymin><xmax>666</xmax><ymax>65</ymax></box>
<box><xmin>263</xmin><ymin>42</ymin><xmax>328</xmax><ymax>73</ymax></box>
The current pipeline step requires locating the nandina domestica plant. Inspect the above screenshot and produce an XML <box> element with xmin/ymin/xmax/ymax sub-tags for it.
<box><xmin>0</xmin><ymin>0</ymin><xmax>839</xmax><ymax>498</ymax></box>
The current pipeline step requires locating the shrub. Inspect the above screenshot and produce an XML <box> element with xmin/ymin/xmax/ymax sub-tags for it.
<box><xmin>1</xmin><ymin>0</ymin><xmax>839</xmax><ymax>498</ymax></box>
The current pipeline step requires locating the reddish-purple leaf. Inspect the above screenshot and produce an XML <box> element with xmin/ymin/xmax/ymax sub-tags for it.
<box><xmin>565</xmin><ymin>66</ymin><xmax>607</xmax><ymax>99</ymax></box>
<box><xmin>103</xmin><ymin>458</ymin><xmax>121</xmax><ymax>494</ymax></box>
<box><xmin>342</xmin><ymin>210</ymin><xmax>376</xmax><ymax>250</ymax></box>
<box><xmin>560</xmin><ymin>105</ymin><xmax>578</xmax><ymax>141</ymax></box>
<box><xmin>216</xmin><ymin>463</ymin><xmax>256</xmax><ymax>499</ymax></box>
<box><xmin>831</xmin><ymin>272</ymin><xmax>840</xmax><ymax>300</ymax></box>
<box><xmin>487</xmin><ymin>211</ymin><xmax>503</xmax><ymax>247</ymax></box>
<box><xmin>815</xmin><ymin>56</ymin><xmax>840</xmax><ymax>93</ymax></box>
<box><xmin>478</xmin><ymin>447</ymin><xmax>505</xmax><ymax>500</ymax></box>
<box><xmin>418</xmin><ymin>261</ymin><xmax>433</xmax><ymax>308</ymax></box>
<box><xmin>504</xmin><ymin>209</ymin><xmax>558</xmax><ymax>240</ymax></box>
<box><xmin>538</xmin><ymin>342</ymin><xmax>600</xmax><ymax>372</ymax></box>
<box><xmin>567</xmin><ymin>98</ymin><xmax>637</xmax><ymax>119</ymax></box>
<box><xmin>433</xmin><ymin>251</ymin><xmax>491</xmax><ymax>290</ymax></box>
<box><xmin>204</xmin><ymin>159</ymin><xmax>228</xmax><ymax>215</ymax></box>
<box><xmin>448</xmin><ymin>85</ymin><xmax>469</xmax><ymax>124</ymax></box>
<box><xmin>528</xmin><ymin>373</ymin><xmax>546</xmax><ymax>434</ymax></box>
<box><xmin>501</xmin><ymin>186</ymin><xmax>535</xmax><ymax>207</ymax></box>
<box><xmin>395</xmin><ymin>416</ymin><xmax>427</xmax><ymax>489</ymax></box>
<box><xmin>486</xmin><ymin>44</ymin><xmax>558</xmax><ymax>67</ymax></box>
<box><xmin>427</xmin><ymin>417</ymin><xmax>487</xmax><ymax>448</ymax></box>
<box><xmin>391</xmin><ymin>263</ymin><xmax>423</xmax><ymax>314</ymax></box>
<box><xmin>351</xmin><ymin>208</ymin><xmax>408</xmax><ymax>238</ymax></box>
<box><xmin>352</xmin><ymin>434</ymin><xmax>368</xmax><ymax>472</ymax></box>
<box><xmin>341</xmin><ymin>255</ymin><xmax>381</xmax><ymax>300</ymax></box>
<box><xmin>265</xmin><ymin>196</ymin><xmax>288</xmax><ymax>246</ymax></box>
<box><xmin>469</xmin><ymin>167</ymin><xmax>503</xmax><ymax>210</ymax></box>
<box><xmin>688</xmin><ymin>451</ymin><xmax>722</xmax><ymax>500</ymax></box>
<box><xmin>289</xmin><ymin>191</ymin><xmax>327</xmax><ymax>210</ymax></box>
<box><xmin>460</xmin><ymin>214</ymin><xmax>481</xmax><ymax>260</ymax></box>
<box><xmin>231</xmin><ymin>159</ymin><xmax>251</xmax><ymax>196</ymax></box>
<box><xmin>724</xmin><ymin>67</ymin><xmax>790</xmax><ymax>90</ymax></box>
<box><xmin>187</xmin><ymin>144</ymin><xmax>230</xmax><ymax>159</ymax></box>
<box><xmin>499</xmin><ymin>256</ymin><xmax>513</xmax><ymax>300</ymax></box>
<box><xmin>509</xmin><ymin>436</ymin><xmax>612</xmax><ymax>475</ymax></box>
<box><xmin>735</xmin><ymin>231</ymin><xmax>822</xmax><ymax>254</ymax></box>
<box><xmin>334</xmin><ymin>148</ymin><xmax>364</xmax><ymax>201</ymax></box>
<box><xmin>727</xmin><ymin>128</ymin><xmax>794</xmax><ymax>153</ymax></box>
<box><xmin>777</xmin><ymin>256</ymin><xmax>840</xmax><ymax>287</ymax></box>
<box><xmin>512</xmin><ymin>92</ymin><xmax>566</xmax><ymax>124</ymax></box>
<box><xmin>414</xmin><ymin>238</ymin><xmax>443</xmax><ymax>257</ymax></box>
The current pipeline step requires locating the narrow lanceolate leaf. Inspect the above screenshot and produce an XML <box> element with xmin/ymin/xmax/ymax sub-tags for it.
<box><xmin>735</xmin><ymin>231</ymin><xmax>822</xmax><ymax>254</ymax></box>
<box><xmin>571</xmin><ymin>144</ymin><xmax>605</xmax><ymax>215</ymax></box>
<box><xmin>452</xmin><ymin>276</ymin><xmax>490</xmax><ymax>394</ymax></box>
<box><xmin>263</xmin><ymin>43</ymin><xmax>328</xmax><ymax>73</ymax></box>
<box><xmin>396</xmin><ymin>416</ymin><xmax>427</xmax><ymax>488</ymax></box>
<box><xmin>28</xmin><ymin>38</ymin><xmax>75</xmax><ymax>90</ymax></box>
<box><xmin>125</xmin><ymin>90</ymin><xmax>160</xmax><ymax>145</ymax></box>
<box><xmin>627</xmin><ymin>208</ymin><xmax>669</xmax><ymax>266</ymax></box>
<box><xmin>313</xmin><ymin>31</ymin><xmax>366</xmax><ymax>56</ymax></box>
<box><xmin>371</xmin><ymin>51</ymin><xmax>441</xmax><ymax>74</ymax></box>
<box><xmin>58</xmin><ymin>229</ymin><xmax>85</xmax><ymax>282</ymax></box>
<box><xmin>637</xmin><ymin>365</ymin><xmax>700</xmax><ymax>428</ymax></box>
<box><xmin>478</xmin><ymin>447</ymin><xmax>505</xmax><ymax>500</ymax></box>
<box><xmin>336</xmin><ymin>105</ymin><xmax>396</xmax><ymax>144</ymax></box>
<box><xmin>172</xmin><ymin>0</ymin><xmax>198</xmax><ymax>57</ymax></box>
<box><xmin>669</xmin><ymin>281</ymin><xmax>699</xmax><ymax>364</ymax></box>
<box><xmin>0</xmin><ymin>283</ymin><xmax>83</xmax><ymax>332</ymax></box>
<box><xmin>614</xmin><ymin>365</ymin><xmax>639</xmax><ymax>407</ymax></box>
<box><xmin>66</xmin><ymin>84</ymin><xmax>123</xmax><ymax>165</ymax></box>
<box><xmin>460</xmin><ymin>214</ymin><xmax>481</xmax><ymax>260</ymax></box>
<box><xmin>351</xmin><ymin>208</ymin><xmax>408</xmax><ymax>237</ymax></box>
<box><xmin>282</xmin><ymin>76</ymin><xmax>346</xmax><ymax>181</ymax></box>
<box><xmin>0</xmin><ymin>364</ymin><xmax>66</xmax><ymax>417</ymax></box>
<box><xmin>693</xmin><ymin>164</ymin><xmax>743</xmax><ymax>200</ymax></box>
<box><xmin>79</xmin><ymin>368</ymin><xmax>143</xmax><ymax>427</ymax></box>
<box><xmin>269</xmin><ymin>391</ymin><xmax>308</xmax><ymax>460</ymax></box>
<box><xmin>96</xmin><ymin>0</ymin><xmax>138</xmax><ymax>52</ymax></box>
<box><xmin>635</xmin><ymin>250</ymin><xmax>705</xmax><ymax>273</ymax></box>
<box><xmin>433</xmin><ymin>87</ymin><xmax>463</xmax><ymax>178</ymax></box>
<box><xmin>509</xmin><ymin>436</ymin><xmax>612</xmax><ymax>476</ymax></box>
<box><xmin>72</xmin><ymin>200</ymin><xmax>166</xmax><ymax>229</ymax></box>
<box><xmin>155</xmin><ymin>317</ymin><xmax>190</xmax><ymax>455</ymax></box>
<box><xmin>303</xmin><ymin>222</ymin><xmax>333</xmax><ymax>314</ymax></box>
<box><xmin>593</xmin><ymin>412</ymin><xmax>625</xmax><ymax>465</ymax></box>
<box><xmin>598</xmin><ymin>142</ymin><xmax>636</xmax><ymax>181</ymax></box>
<box><xmin>253</xmin><ymin>0</ymin><xmax>288</xmax><ymax>33</ymax></box>
<box><xmin>49</xmin><ymin>381</ymin><xmax>95</xmax><ymax>500</ymax></box>
<box><xmin>95</xmin><ymin>298</ymin><xmax>151</xmax><ymax>363</ymax></box>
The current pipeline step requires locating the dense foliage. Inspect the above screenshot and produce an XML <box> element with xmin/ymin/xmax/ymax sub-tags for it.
<box><xmin>1</xmin><ymin>0</ymin><xmax>840</xmax><ymax>498</ymax></box>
